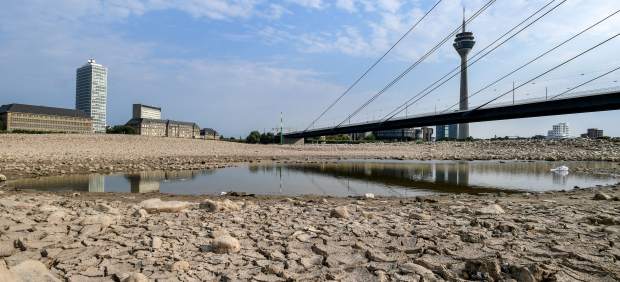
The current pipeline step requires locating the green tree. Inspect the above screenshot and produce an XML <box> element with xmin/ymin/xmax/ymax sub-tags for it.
<box><xmin>246</xmin><ymin>131</ymin><xmax>261</xmax><ymax>143</ymax></box>
<box><xmin>106</xmin><ymin>125</ymin><xmax>137</xmax><ymax>135</ymax></box>
<box><xmin>260</xmin><ymin>132</ymin><xmax>275</xmax><ymax>144</ymax></box>
<box><xmin>0</xmin><ymin>119</ymin><xmax>4</xmax><ymax>131</ymax></box>
<box><xmin>363</xmin><ymin>133</ymin><xmax>376</xmax><ymax>141</ymax></box>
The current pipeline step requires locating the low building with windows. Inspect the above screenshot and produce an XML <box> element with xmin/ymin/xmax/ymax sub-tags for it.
<box><xmin>200</xmin><ymin>128</ymin><xmax>220</xmax><ymax>140</ymax></box>
<box><xmin>580</xmin><ymin>128</ymin><xmax>604</xmax><ymax>139</ymax></box>
<box><xmin>126</xmin><ymin>118</ymin><xmax>200</xmax><ymax>138</ymax></box>
<box><xmin>0</xmin><ymin>103</ymin><xmax>92</xmax><ymax>133</ymax></box>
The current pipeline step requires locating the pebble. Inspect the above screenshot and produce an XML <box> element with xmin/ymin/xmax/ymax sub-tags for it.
<box><xmin>0</xmin><ymin>174</ymin><xmax>6</xmax><ymax>181</ymax></box>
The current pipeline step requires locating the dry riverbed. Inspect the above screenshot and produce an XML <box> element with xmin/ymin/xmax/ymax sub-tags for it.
<box><xmin>1</xmin><ymin>134</ymin><xmax>620</xmax><ymax>179</ymax></box>
<box><xmin>0</xmin><ymin>186</ymin><xmax>619</xmax><ymax>281</ymax></box>
<box><xmin>1</xmin><ymin>134</ymin><xmax>620</xmax><ymax>281</ymax></box>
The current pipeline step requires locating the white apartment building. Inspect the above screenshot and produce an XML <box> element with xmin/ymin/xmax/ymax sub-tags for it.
<box><xmin>547</xmin><ymin>122</ymin><xmax>570</xmax><ymax>139</ymax></box>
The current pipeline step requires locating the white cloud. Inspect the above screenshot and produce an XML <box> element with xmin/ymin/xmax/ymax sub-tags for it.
<box><xmin>336</xmin><ymin>0</ymin><xmax>357</xmax><ymax>13</ymax></box>
<box><xmin>286</xmin><ymin>0</ymin><xmax>325</xmax><ymax>10</ymax></box>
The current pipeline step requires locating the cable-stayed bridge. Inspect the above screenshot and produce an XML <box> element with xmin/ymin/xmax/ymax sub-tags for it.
<box><xmin>284</xmin><ymin>87</ymin><xmax>620</xmax><ymax>139</ymax></box>
<box><xmin>283</xmin><ymin>0</ymin><xmax>620</xmax><ymax>142</ymax></box>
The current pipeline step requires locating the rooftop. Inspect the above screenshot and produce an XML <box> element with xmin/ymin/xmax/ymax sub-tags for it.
<box><xmin>0</xmin><ymin>103</ymin><xmax>90</xmax><ymax>118</ymax></box>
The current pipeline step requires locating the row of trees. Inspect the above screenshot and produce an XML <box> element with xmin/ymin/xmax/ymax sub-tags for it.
<box><xmin>245</xmin><ymin>131</ymin><xmax>281</xmax><ymax>144</ymax></box>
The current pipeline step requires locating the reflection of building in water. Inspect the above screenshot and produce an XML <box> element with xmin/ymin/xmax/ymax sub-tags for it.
<box><xmin>88</xmin><ymin>174</ymin><xmax>105</xmax><ymax>192</ymax></box>
<box><xmin>125</xmin><ymin>170</ymin><xmax>203</xmax><ymax>193</ymax></box>
<box><xmin>435</xmin><ymin>162</ymin><xmax>469</xmax><ymax>186</ymax></box>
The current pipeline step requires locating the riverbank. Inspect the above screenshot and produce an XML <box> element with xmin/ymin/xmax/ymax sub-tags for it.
<box><xmin>1</xmin><ymin>134</ymin><xmax>619</xmax><ymax>180</ymax></box>
<box><xmin>0</xmin><ymin>186</ymin><xmax>619</xmax><ymax>281</ymax></box>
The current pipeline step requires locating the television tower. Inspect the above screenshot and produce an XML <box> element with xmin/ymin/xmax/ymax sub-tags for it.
<box><xmin>453</xmin><ymin>8</ymin><xmax>475</xmax><ymax>140</ymax></box>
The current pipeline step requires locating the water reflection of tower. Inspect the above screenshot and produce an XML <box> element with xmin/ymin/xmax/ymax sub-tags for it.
<box><xmin>88</xmin><ymin>174</ymin><xmax>105</xmax><ymax>192</ymax></box>
<box><xmin>457</xmin><ymin>162</ymin><xmax>469</xmax><ymax>186</ymax></box>
<box><xmin>453</xmin><ymin>8</ymin><xmax>475</xmax><ymax>140</ymax></box>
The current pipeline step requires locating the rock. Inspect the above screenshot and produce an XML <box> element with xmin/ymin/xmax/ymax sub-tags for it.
<box><xmin>82</xmin><ymin>214</ymin><xmax>114</xmax><ymax>227</ymax></box>
<box><xmin>139</xmin><ymin>198</ymin><xmax>192</xmax><ymax>213</ymax></box>
<box><xmin>151</xmin><ymin>237</ymin><xmax>162</xmax><ymax>249</ymax></box>
<box><xmin>476</xmin><ymin>204</ymin><xmax>505</xmax><ymax>215</ymax></box>
<box><xmin>121</xmin><ymin>272</ymin><xmax>149</xmax><ymax>282</ymax></box>
<box><xmin>460</xmin><ymin>231</ymin><xmax>487</xmax><ymax>243</ymax></box>
<box><xmin>465</xmin><ymin>258</ymin><xmax>502</xmax><ymax>281</ymax></box>
<box><xmin>364</xmin><ymin>193</ymin><xmax>375</xmax><ymax>199</ymax></box>
<box><xmin>593</xmin><ymin>192</ymin><xmax>611</xmax><ymax>200</ymax></box>
<box><xmin>47</xmin><ymin>210</ymin><xmax>67</xmax><ymax>223</ymax></box>
<box><xmin>400</xmin><ymin>262</ymin><xmax>436</xmax><ymax>280</ymax></box>
<box><xmin>0</xmin><ymin>174</ymin><xmax>6</xmax><ymax>181</ymax></box>
<box><xmin>170</xmin><ymin>261</ymin><xmax>190</xmax><ymax>272</ymax></box>
<box><xmin>212</xmin><ymin>235</ymin><xmax>241</xmax><ymax>254</ymax></box>
<box><xmin>199</xmin><ymin>199</ymin><xmax>241</xmax><ymax>212</ymax></box>
<box><xmin>330</xmin><ymin>206</ymin><xmax>350</xmax><ymax>219</ymax></box>
<box><xmin>95</xmin><ymin>203</ymin><xmax>120</xmax><ymax>214</ymax></box>
<box><xmin>410</xmin><ymin>213</ymin><xmax>431</xmax><ymax>220</ymax></box>
<box><xmin>133</xmin><ymin>209</ymin><xmax>148</xmax><ymax>218</ymax></box>
<box><xmin>5</xmin><ymin>260</ymin><xmax>60</xmax><ymax>281</ymax></box>
<box><xmin>0</xmin><ymin>242</ymin><xmax>15</xmax><ymax>257</ymax></box>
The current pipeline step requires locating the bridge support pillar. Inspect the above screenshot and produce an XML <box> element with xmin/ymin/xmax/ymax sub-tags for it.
<box><xmin>282</xmin><ymin>137</ymin><xmax>305</xmax><ymax>145</ymax></box>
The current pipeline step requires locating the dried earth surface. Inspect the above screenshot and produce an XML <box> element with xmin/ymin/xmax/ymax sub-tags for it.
<box><xmin>1</xmin><ymin>134</ymin><xmax>620</xmax><ymax>179</ymax></box>
<box><xmin>0</xmin><ymin>187</ymin><xmax>619</xmax><ymax>281</ymax></box>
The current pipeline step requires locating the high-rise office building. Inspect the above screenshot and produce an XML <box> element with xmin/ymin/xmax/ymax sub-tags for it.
<box><xmin>453</xmin><ymin>10</ymin><xmax>475</xmax><ymax>140</ymax></box>
<box><xmin>76</xmin><ymin>59</ymin><xmax>107</xmax><ymax>133</ymax></box>
<box><xmin>436</xmin><ymin>124</ymin><xmax>458</xmax><ymax>140</ymax></box>
<box><xmin>547</xmin><ymin>123</ymin><xmax>570</xmax><ymax>139</ymax></box>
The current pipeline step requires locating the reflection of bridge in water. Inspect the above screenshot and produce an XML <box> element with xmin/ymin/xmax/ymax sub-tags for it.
<box><xmin>273</xmin><ymin>161</ymin><xmax>525</xmax><ymax>194</ymax></box>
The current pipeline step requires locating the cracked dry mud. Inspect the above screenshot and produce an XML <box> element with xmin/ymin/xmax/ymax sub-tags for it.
<box><xmin>0</xmin><ymin>187</ymin><xmax>619</xmax><ymax>281</ymax></box>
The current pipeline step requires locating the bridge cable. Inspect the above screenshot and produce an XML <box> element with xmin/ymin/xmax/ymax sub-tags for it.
<box><xmin>335</xmin><ymin>0</ymin><xmax>496</xmax><ymax>128</ymax></box>
<box><xmin>472</xmin><ymin>33</ymin><xmax>619</xmax><ymax>111</ymax></box>
<box><xmin>548</xmin><ymin>65</ymin><xmax>620</xmax><ymax>100</ymax></box>
<box><xmin>439</xmin><ymin>9</ymin><xmax>620</xmax><ymax>113</ymax></box>
<box><xmin>303</xmin><ymin>0</ymin><xmax>444</xmax><ymax>132</ymax></box>
<box><xmin>382</xmin><ymin>0</ymin><xmax>568</xmax><ymax>121</ymax></box>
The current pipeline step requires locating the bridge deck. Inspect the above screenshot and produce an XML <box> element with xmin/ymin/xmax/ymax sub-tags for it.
<box><xmin>285</xmin><ymin>88</ymin><xmax>620</xmax><ymax>139</ymax></box>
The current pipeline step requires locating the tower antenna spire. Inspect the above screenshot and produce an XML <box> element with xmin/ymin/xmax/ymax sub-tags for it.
<box><xmin>462</xmin><ymin>6</ymin><xmax>466</xmax><ymax>33</ymax></box>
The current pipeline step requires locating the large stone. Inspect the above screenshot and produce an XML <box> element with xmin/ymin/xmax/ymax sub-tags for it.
<box><xmin>212</xmin><ymin>235</ymin><xmax>241</xmax><ymax>254</ymax></box>
<box><xmin>199</xmin><ymin>199</ymin><xmax>240</xmax><ymax>212</ymax></box>
<box><xmin>476</xmin><ymin>204</ymin><xmax>505</xmax><ymax>215</ymax></box>
<box><xmin>139</xmin><ymin>198</ymin><xmax>193</xmax><ymax>213</ymax></box>
<box><xmin>0</xmin><ymin>174</ymin><xmax>6</xmax><ymax>181</ymax></box>
<box><xmin>330</xmin><ymin>206</ymin><xmax>350</xmax><ymax>219</ymax></box>
<box><xmin>593</xmin><ymin>192</ymin><xmax>611</xmax><ymax>200</ymax></box>
<box><xmin>5</xmin><ymin>260</ymin><xmax>60</xmax><ymax>282</ymax></box>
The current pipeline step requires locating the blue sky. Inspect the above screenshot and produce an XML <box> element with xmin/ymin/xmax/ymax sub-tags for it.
<box><xmin>0</xmin><ymin>0</ymin><xmax>619</xmax><ymax>137</ymax></box>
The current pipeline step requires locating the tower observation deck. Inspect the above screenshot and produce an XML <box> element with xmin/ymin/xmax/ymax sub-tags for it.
<box><xmin>453</xmin><ymin>11</ymin><xmax>475</xmax><ymax>140</ymax></box>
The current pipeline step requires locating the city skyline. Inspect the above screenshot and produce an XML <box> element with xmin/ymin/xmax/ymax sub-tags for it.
<box><xmin>0</xmin><ymin>0</ymin><xmax>618</xmax><ymax>137</ymax></box>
